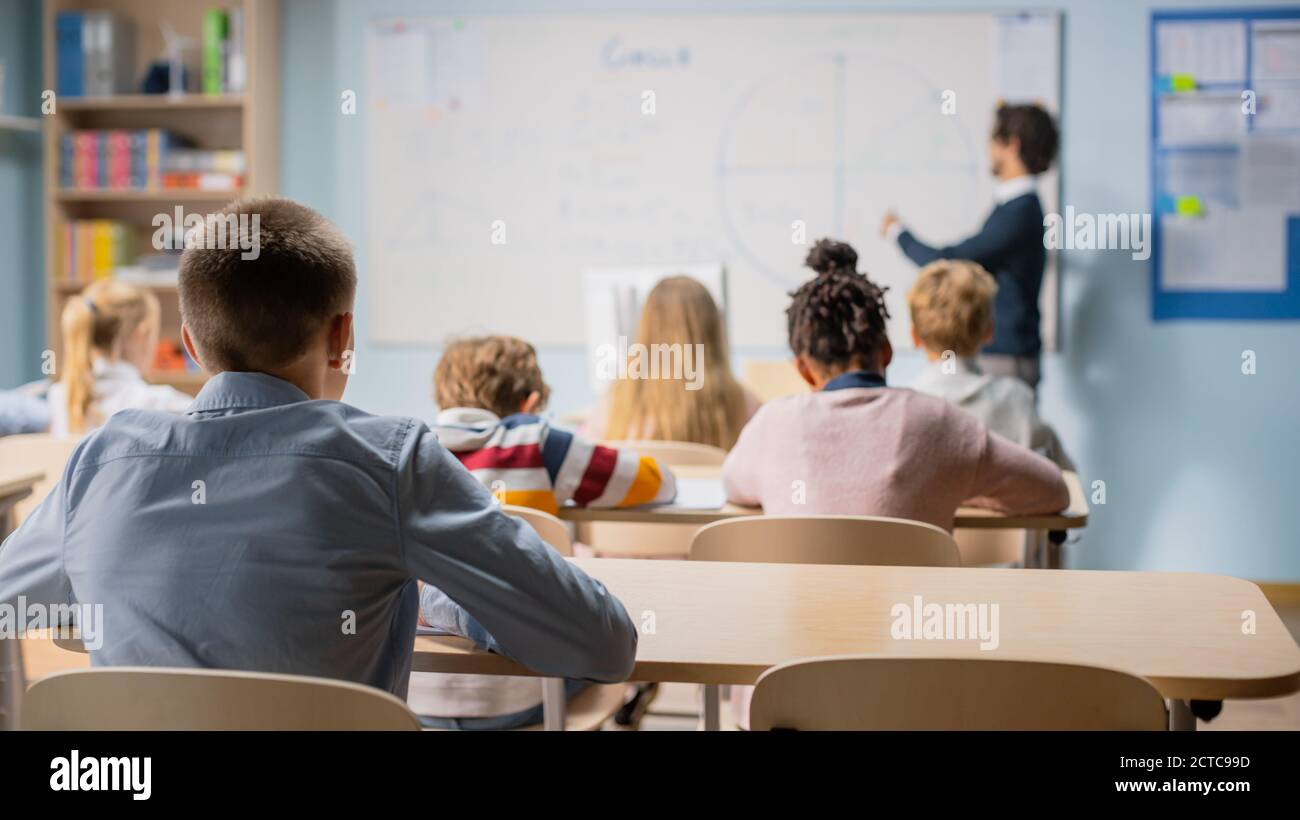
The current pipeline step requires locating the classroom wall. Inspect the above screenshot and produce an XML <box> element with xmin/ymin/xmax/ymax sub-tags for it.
<box><xmin>0</xmin><ymin>0</ymin><xmax>44</xmax><ymax>387</ymax></box>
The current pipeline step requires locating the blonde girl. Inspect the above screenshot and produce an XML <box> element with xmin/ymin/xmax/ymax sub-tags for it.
<box><xmin>584</xmin><ymin>275</ymin><xmax>759</xmax><ymax>450</ymax></box>
<box><xmin>49</xmin><ymin>280</ymin><xmax>193</xmax><ymax>436</ymax></box>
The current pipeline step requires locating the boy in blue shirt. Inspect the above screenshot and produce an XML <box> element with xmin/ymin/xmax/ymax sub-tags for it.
<box><xmin>0</xmin><ymin>197</ymin><xmax>637</xmax><ymax>699</ymax></box>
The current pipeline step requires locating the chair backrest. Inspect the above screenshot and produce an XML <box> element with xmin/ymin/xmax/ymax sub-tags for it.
<box><xmin>690</xmin><ymin>515</ymin><xmax>960</xmax><ymax>567</ymax></box>
<box><xmin>21</xmin><ymin>667</ymin><xmax>422</xmax><ymax>730</ymax></box>
<box><xmin>741</xmin><ymin>359</ymin><xmax>809</xmax><ymax>403</ymax></box>
<box><xmin>0</xmin><ymin>434</ymin><xmax>79</xmax><ymax>526</ymax></box>
<box><xmin>602</xmin><ymin>439</ymin><xmax>727</xmax><ymax>467</ymax></box>
<box><xmin>502</xmin><ymin>504</ymin><xmax>573</xmax><ymax>556</ymax></box>
<box><xmin>954</xmin><ymin>528</ymin><xmax>1026</xmax><ymax>566</ymax></box>
<box><xmin>750</xmin><ymin>656</ymin><xmax>1169</xmax><ymax>730</ymax></box>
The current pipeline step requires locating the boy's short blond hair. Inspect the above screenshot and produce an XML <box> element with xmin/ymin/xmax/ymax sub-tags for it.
<box><xmin>434</xmin><ymin>335</ymin><xmax>551</xmax><ymax>418</ymax></box>
<box><xmin>907</xmin><ymin>260</ymin><xmax>998</xmax><ymax>358</ymax></box>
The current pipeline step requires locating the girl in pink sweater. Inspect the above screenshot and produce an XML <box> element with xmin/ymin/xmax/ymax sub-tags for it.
<box><xmin>723</xmin><ymin>243</ymin><xmax>1068</xmax><ymax>531</ymax></box>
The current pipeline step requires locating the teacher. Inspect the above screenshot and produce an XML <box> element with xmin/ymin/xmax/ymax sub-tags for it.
<box><xmin>880</xmin><ymin>104</ymin><xmax>1059</xmax><ymax>390</ymax></box>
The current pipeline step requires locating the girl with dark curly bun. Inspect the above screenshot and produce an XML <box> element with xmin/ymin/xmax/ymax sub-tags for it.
<box><xmin>803</xmin><ymin>237</ymin><xmax>859</xmax><ymax>276</ymax></box>
<box><xmin>722</xmin><ymin>243</ymin><xmax>1069</xmax><ymax>531</ymax></box>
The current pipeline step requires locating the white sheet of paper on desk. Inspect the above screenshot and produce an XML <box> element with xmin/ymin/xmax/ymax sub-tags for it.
<box><xmin>1157</xmin><ymin>20</ymin><xmax>1247</xmax><ymax>84</ymax></box>
<box><xmin>670</xmin><ymin>477</ymin><xmax>727</xmax><ymax>510</ymax></box>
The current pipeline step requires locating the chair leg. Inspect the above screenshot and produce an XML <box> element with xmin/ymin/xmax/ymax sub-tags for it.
<box><xmin>542</xmin><ymin>678</ymin><xmax>567</xmax><ymax>731</ymax></box>
<box><xmin>702</xmin><ymin>684</ymin><xmax>720</xmax><ymax>731</ymax></box>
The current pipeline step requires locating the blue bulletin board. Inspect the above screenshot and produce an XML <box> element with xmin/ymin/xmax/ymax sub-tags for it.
<box><xmin>1151</xmin><ymin>8</ymin><xmax>1300</xmax><ymax>320</ymax></box>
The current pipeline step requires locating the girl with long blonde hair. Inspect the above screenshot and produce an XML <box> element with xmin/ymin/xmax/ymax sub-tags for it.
<box><xmin>585</xmin><ymin>276</ymin><xmax>759</xmax><ymax>449</ymax></box>
<box><xmin>49</xmin><ymin>279</ymin><xmax>193</xmax><ymax>436</ymax></box>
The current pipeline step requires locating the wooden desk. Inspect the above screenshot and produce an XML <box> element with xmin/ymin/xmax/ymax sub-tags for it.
<box><xmin>556</xmin><ymin>467</ymin><xmax>1089</xmax><ymax>532</ymax></box>
<box><xmin>0</xmin><ymin>467</ymin><xmax>42</xmax><ymax>731</ymax></box>
<box><xmin>413</xmin><ymin>558</ymin><xmax>1300</xmax><ymax>728</ymax></box>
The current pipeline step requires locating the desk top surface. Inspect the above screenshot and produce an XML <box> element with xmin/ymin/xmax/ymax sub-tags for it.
<box><xmin>413</xmin><ymin>557</ymin><xmax>1300</xmax><ymax>700</ymax></box>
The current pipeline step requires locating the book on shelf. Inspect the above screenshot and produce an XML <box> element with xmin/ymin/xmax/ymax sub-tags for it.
<box><xmin>55</xmin><ymin>11</ymin><xmax>135</xmax><ymax>98</ymax></box>
<box><xmin>61</xmin><ymin>130</ymin><xmax>245</xmax><ymax>192</ymax></box>
<box><xmin>62</xmin><ymin>220</ymin><xmax>135</xmax><ymax>285</ymax></box>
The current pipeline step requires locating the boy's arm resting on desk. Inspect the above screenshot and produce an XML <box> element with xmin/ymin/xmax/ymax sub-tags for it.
<box><xmin>0</xmin><ymin>454</ymin><xmax>74</xmax><ymax>610</ymax></box>
<box><xmin>545</xmin><ymin>425</ymin><xmax>676</xmax><ymax>509</ymax></box>
<box><xmin>964</xmin><ymin>429</ymin><xmax>1070</xmax><ymax>515</ymax></box>
<box><xmin>399</xmin><ymin>426</ymin><xmax>638</xmax><ymax>682</ymax></box>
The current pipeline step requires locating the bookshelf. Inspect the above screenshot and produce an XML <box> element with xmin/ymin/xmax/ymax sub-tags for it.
<box><xmin>42</xmin><ymin>0</ymin><xmax>280</xmax><ymax>394</ymax></box>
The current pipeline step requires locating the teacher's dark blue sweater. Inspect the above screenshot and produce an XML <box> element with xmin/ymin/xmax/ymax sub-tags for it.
<box><xmin>897</xmin><ymin>191</ymin><xmax>1046</xmax><ymax>358</ymax></box>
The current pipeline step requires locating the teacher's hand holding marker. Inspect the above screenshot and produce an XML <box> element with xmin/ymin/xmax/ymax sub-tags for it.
<box><xmin>881</xmin><ymin>104</ymin><xmax>1059</xmax><ymax>391</ymax></box>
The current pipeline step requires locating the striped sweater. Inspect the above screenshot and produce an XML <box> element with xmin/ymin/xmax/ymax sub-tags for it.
<box><xmin>434</xmin><ymin>408</ymin><xmax>676</xmax><ymax>513</ymax></box>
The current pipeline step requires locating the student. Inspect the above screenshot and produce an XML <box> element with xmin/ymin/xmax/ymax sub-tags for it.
<box><xmin>907</xmin><ymin>259</ymin><xmax>1074</xmax><ymax>470</ymax></box>
<box><xmin>410</xmin><ymin>334</ymin><xmax>675</xmax><ymax>728</ymax></box>
<box><xmin>723</xmin><ymin>259</ymin><xmax>1069</xmax><ymax>531</ymax></box>
<box><xmin>0</xmin><ymin>197</ymin><xmax>637</xmax><ymax>701</ymax></box>
<box><xmin>433</xmin><ymin>335</ymin><xmax>677</xmax><ymax>514</ymax></box>
<box><xmin>0</xmin><ymin>387</ymin><xmax>49</xmax><ymax>436</ymax></box>
<box><xmin>47</xmin><ymin>279</ymin><xmax>193</xmax><ymax>436</ymax></box>
<box><xmin>881</xmin><ymin>104</ymin><xmax>1059</xmax><ymax>389</ymax></box>
<box><xmin>582</xmin><ymin>276</ymin><xmax>759</xmax><ymax>450</ymax></box>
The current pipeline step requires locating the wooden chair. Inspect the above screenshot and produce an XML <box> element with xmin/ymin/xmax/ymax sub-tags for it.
<box><xmin>690</xmin><ymin>515</ymin><xmax>960</xmax><ymax>730</ymax></box>
<box><xmin>750</xmin><ymin>656</ymin><xmax>1169</xmax><ymax>730</ymax></box>
<box><xmin>501</xmin><ymin>504</ymin><xmax>572</xmax><ymax>556</ymax></box>
<box><xmin>21</xmin><ymin>667</ymin><xmax>422</xmax><ymax>730</ymax></box>
<box><xmin>690</xmin><ymin>515</ymin><xmax>961</xmax><ymax>567</ymax></box>
<box><xmin>954</xmin><ymin>528</ymin><xmax>1027</xmax><ymax>566</ymax></box>
<box><xmin>741</xmin><ymin>359</ymin><xmax>809</xmax><ymax>402</ymax></box>
<box><xmin>418</xmin><ymin>504</ymin><xmax>624</xmax><ymax>730</ymax></box>
<box><xmin>0</xmin><ymin>434</ymin><xmax>79</xmax><ymax>527</ymax></box>
<box><xmin>576</xmin><ymin>439</ymin><xmax>727</xmax><ymax>558</ymax></box>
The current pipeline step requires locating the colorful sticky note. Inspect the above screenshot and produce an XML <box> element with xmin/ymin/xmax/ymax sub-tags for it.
<box><xmin>1175</xmin><ymin>195</ymin><xmax>1204</xmax><ymax>217</ymax></box>
<box><xmin>1170</xmin><ymin>73</ymin><xmax>1197</xmax><ymax>92</ymax></box>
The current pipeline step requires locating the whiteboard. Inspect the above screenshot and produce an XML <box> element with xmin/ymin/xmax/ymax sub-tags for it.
<box><xmin>365</xmin><ymin>12</ymin><xmax>1060</xmax><ymax>348</ymax></box>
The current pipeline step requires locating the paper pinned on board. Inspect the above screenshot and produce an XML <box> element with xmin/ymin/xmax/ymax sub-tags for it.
<box><xmin>1157</xmin><ymin>20</ymin><xmax>1247</xmax><ymax>85</ymax></box>
<box><xmin>1158</xmin><ymin>93</ymin><xmax>1244</xmax><ymax>146</ymax></box>
<box><xmin>994</xmin><ymin>13</ymin><xmax>1060</xmax><ymax>110</ymax></box>
<box><xmin>1252</xmin><ymin>20</ymin><xmax>1300</xmax><ymax>81</ymax></box>
<box><xmin>1161</xmin><ymin>209</ymin><xmax>1286</xmax><ymax>292</ymax></box>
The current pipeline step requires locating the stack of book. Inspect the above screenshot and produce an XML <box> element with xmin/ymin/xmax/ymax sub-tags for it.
<box><xmin>160</xmin><ymin>148</ymin><xmax>246</xmax><ymax>191</ymax></box>
<box><xmin>62</xmin><ymin>220</ymin><xmax>135</xmax><ymax>284</ymax></box>
<box><xmin>60</xmin><ymin>130</ymin><xmax>244</xmax><ymax>191</ymax></box>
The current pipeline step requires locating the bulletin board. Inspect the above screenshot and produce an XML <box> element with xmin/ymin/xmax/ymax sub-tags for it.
<box><xmin>1151</xmin><ymin>8</ymin><xmax>1300</xmax><ymax>320</ymax></box>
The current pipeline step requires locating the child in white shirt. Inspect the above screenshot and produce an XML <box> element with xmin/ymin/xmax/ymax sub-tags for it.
<box><xmin>47</xmin><ymin>280</ymin><xmax>193</xmax><ymax>436</ymax></box>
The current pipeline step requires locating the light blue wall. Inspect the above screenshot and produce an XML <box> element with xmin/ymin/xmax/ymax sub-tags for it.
<box><xmin>0</xmin><ymin>0</ymin><xmax>44</xmax><ymax>387</ymax></box>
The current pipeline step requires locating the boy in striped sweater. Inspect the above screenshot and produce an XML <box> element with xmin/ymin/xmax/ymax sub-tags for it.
<box><xmin>410</xmin><ymin>334</ymin><xmax>675</xmax><ymax>728</ymax></box>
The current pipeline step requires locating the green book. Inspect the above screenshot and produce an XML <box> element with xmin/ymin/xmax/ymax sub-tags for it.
<box><xmin>202</xmin><ymin>9</ymin><xmax>229</xmax><ymax>95</ymax></box>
